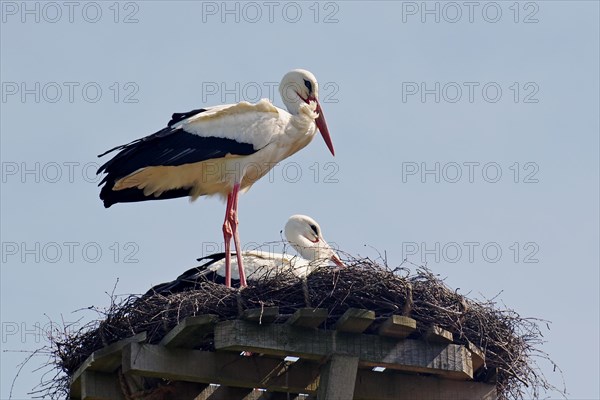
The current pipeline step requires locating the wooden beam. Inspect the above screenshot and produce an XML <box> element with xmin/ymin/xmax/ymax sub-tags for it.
<box><xmin>123</xmin><ymin>343</ymin><xmax>320</xmax><ymax>393</ymax></box>
<box><xmin>113</xmin><ymin>381</ymin><xmax>207</xmax><ymax>400</ymax></box>
<box><xmin>243</xmin><ymin>307</ymin><xmax>280</xmax><ymax>324</ymax></box>
<box><xmin>317</xmin><ymin>355</ymin><xmax>359</xmax><ymax>400</ymax></box>
<box><xmin>194</xmin><ymin>385</ymin><xmax>219</xmax><ymax>400</ymax></box>
<box><xmin>423</xmin><ymin>325</ymin><xmax>454</xmax><ymax>343</ymax></box>
<box><xmin>122</xmin><ymin>343</ymin><xmax>492</xmax><ymax>399</ymax></box>
<box><xmin>234</xmin><ymin>389</ymin><xmax>308</xmax><ymax>400</ymax></box>
<box><xmin>286</xmin><ymin>308</ymin><xmax>328</xmax><ymax>329</ymax></box>
<box><xmin>466</xmin><ymin>340</ymin><xmax>486</xmax><ymax>372</ymax></box>
<box><xmin>79</xmin><ymin>371</ymin><xmax>124</xmax><ymax>400</ymax></box>
<box><xmin>70</xmin><ymin>332</ymin><xmax>146</xmax><ymax>398</ymax></box>
<box><xmin>196</xmin><ymin>385</ymin><xmax>255</xmax><ymax>399</ymax></box>
<box><xmin>160</xmin><ymin>315</ymin><xmax>218</xmax><ymax>348</ymax></box>
<box><xmin>353</xmin><ymin>370</ymin><xmax>497</xmax><ymax>400</ymax></box>
<box><xmin>377</xmin><ymin>316</ymin><xmax>416</xmax><ymax>339</ymax></box>
<box><xmin>166</xmin><ymin>382</ymin><xmax>210</xmax><ymax>399</ymax></box>
<box><xmin>214</xmin><ymin>320</ymin><xmax>473</xmax><ymax>379</ymax></box>
<box><xmin>335</xmin><ymin>308</ymin><xmax>375</xmax><ymax>333</ymax></box>
<box><xmin>260</xmin><ymin>392</ymin><xmax>311</xmax><ymax>400</ymax></box>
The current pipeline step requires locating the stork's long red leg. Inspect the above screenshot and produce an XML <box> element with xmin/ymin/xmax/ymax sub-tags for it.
<box><xmin>229</xmin><ymin>183</ymin><xmax>247</xmax><ymax>287</ymax></box>
<box><xmin>222</xmin><ymin>191</ymin><xmax>235</xmax><ymax>288</ymax></box>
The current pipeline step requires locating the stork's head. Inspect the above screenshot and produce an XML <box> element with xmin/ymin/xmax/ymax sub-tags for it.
<box><xmin>280</xmin><ymin>69</ymin><xmax>335</xmax><ymax>156</ymax></box>
<box><xmin>284</xmin><ymin>214</ymin><xmax>344</xmax><ymax>267</ymax></box>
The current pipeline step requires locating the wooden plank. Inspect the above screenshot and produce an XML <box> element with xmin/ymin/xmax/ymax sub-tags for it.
<box><xmin>353</xmin><ymin>370</ymin><xmax>497</xmax><ymax>400</ymax></box>
<box><xmin>123</xmin><ymin>343</ymin><xmax>320</xmax><ymax>393</ymax></box>
<box><xmin>70</xmin><ymin>332</ymin><xmax>147</xmax><ymax>398</ymax></box>
<box><xmin>199</xmin><ymin>385</ymin><xmax>254</xmax><ymax>399</ymax></box>
<box><xmin>377</xmin><ymin>316</ymin><xmax>416</xmax><ymax>339</ymax></box>
<box><xmin>246</xmin><ymin>389</ymin><xmax>268</xmax><ymax>400</ymax></box>
<box><xmin>80</xmin><ymin>371</ymin><xmax>124</xmax><ymax>400</ymax></box>
<box><xmin>335</xmin><ymin>308</ymin><xmax>375</xmax><ymax>333</ymax></box>
<box><xmin>466</xmin><ymin>340</ymin><xmax>486</xmax><ymax>372</ymax></box>
<box><xmin>160</xmin><ymin>315</ymin><xmax>218</xmax><ymax>348</ymax></box>
<box><xmin>265</xmin><ymin>392</ymin><xmax>307</xmax><ymax>400</ymax></box>
<box><xmin>198</xmin><ymin>390</ymin><xmax>308</xmax><ymax>400</ymax></box>
<box><xmin>286</xmin><ymin>308</ymin><xmax>328</xmax><ymax>329</ymax></box>
<box><xmin>114</xmin><ymin>381</ymin><xmax>207</xmax><ymax>400</ymax></box>
<box><xmin>194</xmin><ymin>385</ymin><xmax>219</xmax><ymax>400</ymax></box>
<box><xmin>167</xmin><ymin>382</ymin><xmax>210</xmax><ymax>399</ymax></box>
<box><xmin>245</xmin><ymin>389</ymin><xmax>308</xmax><ymax>399</ymax></box>
<box><xmin>260</xmin><ymin>392</ymin><xmax>309</xmax><ymax>400</ymax></box>
<box><xmin>122</xmin><ymin>343</ymin><xmax>492</xmax><ymax>400</ymax></box>
<box><xmin>244</xmin><ymin>389</ymin><xmax>304</xmax><ymax>400</ymax></box>
<box><xmin>214</xmin><ymin>320</ymin><xmax>473</xmax><ymax>379</ymax></box>
<box><xmin>317</xmin><ymin>355</ymin><xmax>359</xmax><ymax>400</ymax></box>
<box><xmin>243</xmin><ymin>307</ymin><xmax>280</xmax><ymax>324</ymax></box>
<box><xmin>423</xmin><ymin>325</ymin><xmax>454</xmax><ymax>343</ymax></box>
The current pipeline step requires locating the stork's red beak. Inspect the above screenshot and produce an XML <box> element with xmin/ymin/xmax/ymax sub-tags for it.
<box><xmin>331</xmin><ymin>252</ymin><xmax>345</xmax><ymax>268</ymax></box>
<box><xmin>302</xmin><ymin>94</ymin><xmax>335</xmax><ymax>156</ymax></box>
<box><xmin>314</xmin><ymin>100</ymin><xmax>335</xmax><ymax>156</ymax></box>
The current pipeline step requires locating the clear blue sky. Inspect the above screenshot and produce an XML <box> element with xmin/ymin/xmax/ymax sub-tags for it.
<box><xmin>1</xmin><ymin>1</ymin><xmax>598</xmax><ymax>398</ymax></box>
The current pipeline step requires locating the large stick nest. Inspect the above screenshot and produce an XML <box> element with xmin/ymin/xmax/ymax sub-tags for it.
<box><xmin>38</xmin><ymin>257</ymin><xmax>562</xmax><ymax>399</ymax></box>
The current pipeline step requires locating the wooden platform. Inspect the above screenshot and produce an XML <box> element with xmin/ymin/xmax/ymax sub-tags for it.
<box><xmin>70</xmin><ymin>307</ymin><xmax>497</xmax><ymax>400</ymax></box>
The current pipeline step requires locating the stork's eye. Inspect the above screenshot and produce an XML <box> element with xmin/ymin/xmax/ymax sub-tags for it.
<box><xmin>303</xmin><ymin>79</ymin><xmax>313</xmax><ymax>94</ymax></box>
<box><xmin>310</xmin><ymin>224</ymin><xmax>319</xmax><ymax>235</ymax></box>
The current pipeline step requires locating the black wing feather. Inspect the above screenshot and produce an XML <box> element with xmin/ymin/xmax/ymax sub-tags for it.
<box><xmin>97</xmin><ymin>109</ymin><xmax>257</xmax><ymax>207</ymax></box>
<box><xmin>168</xmin><ymin>108</ymin><xmax>206</xmax><ymax>127</ymax></box>
<box><xmin>143</xmin><ymin>253</ymin><xmax>236</xmax><ymax>296</ymax></box>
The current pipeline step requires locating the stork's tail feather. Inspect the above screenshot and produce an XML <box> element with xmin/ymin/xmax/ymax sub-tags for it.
<box><xmin>99</xmin><ymin>185</ymin><xmax>192</xmax><ymax>208</ymax></box>
<box><xmin>143</xmin><ymin>253</ymin><xmax>237</xmax><ymax>296</ymax></box>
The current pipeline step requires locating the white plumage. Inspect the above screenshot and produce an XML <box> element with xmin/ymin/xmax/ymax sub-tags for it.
<box><xmin>147</xmin><ymin>215</ymin><xmax>344</xmax><ymax>294</ymax></box>
<box><xmin>98</xmin><ymin>70</ymin><xmax>336</xmax><ymax>288</ymax></box>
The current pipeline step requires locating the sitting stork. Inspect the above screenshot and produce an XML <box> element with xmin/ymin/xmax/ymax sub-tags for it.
<box><xmin>146</xmin><ymin>215</ymin><xmax>344</xmax><ymax>294</ymax></box>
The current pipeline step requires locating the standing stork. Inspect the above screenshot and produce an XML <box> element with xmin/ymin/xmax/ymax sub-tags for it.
<box><xmin>97</xmin><ymin>69</ymin><xmax>335</xmax><ymax>288</ymax></box>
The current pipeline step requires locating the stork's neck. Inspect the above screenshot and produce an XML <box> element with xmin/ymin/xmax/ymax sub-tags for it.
<box><xmin>280</xmin><ymin>83</ymin><xmax>304</xmax><ymax>115</ymax></box>
<box><xmin>280</xmin><ymin>83</ymin><xmax>319</xmax><ymax>122</ymax></box>
<box><xmin>276</xmin><ymin>101</ymin><xmax>319</xmax><ymax>159</ymax></box>
<box><xmin>287</xmin><ymin>231</ymin><xmax>334</xmax><ymax>262</ymax></box>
